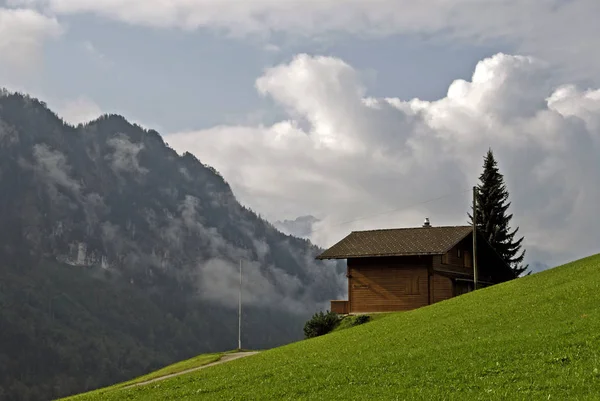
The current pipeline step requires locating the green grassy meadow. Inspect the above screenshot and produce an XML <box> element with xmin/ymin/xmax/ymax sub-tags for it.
<box><xmin>63</xmin><ymin>253</ymin><xmax>600</xmax><ymax>400</ymax></box>
<box><xmin>61</xmin><ymin>351</ymin><xmax>225</xmax><ymax>399</ymax></box>
<box><xmin>331</xmin><ymin>312</ymin><xmax>390</xmax><ymax>332</ymax></box>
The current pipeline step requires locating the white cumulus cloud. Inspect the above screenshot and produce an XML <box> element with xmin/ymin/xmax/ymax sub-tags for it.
<box><xmin>56</xmin><ymin>96</ymin><xmax>103</xmax><ymax>126</ymax></box>
<box><xmin>8</xmin><ymin>0</ymin><xmax>600</xmax><ymax>82</ymax></box>
<box><xmin>167</xmin><ymin>52</ymin><xmax>600</xmax><ymax>270</ymax></box>
<box><xmin>0</xmin><ymin>7</ymin><xmax>63</xmax><ymax>69</ymax></box>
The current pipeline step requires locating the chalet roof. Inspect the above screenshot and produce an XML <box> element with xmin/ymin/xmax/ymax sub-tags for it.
<box><xmin>316</xmin><ymin>225</ymin><xmax>473</xmax><ymax>260</ymax></box>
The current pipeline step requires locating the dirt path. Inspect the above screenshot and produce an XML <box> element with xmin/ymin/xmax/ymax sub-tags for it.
<box><xmin>124</xmin><ymin>351</ymin><xmax>259</xmax><ymax>388</ymax></box>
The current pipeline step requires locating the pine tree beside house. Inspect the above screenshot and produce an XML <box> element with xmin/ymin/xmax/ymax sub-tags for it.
<box><xmin>469</xmin><ymin>149</ymin><xmax>528</xmax><ymax>276</ymax></box>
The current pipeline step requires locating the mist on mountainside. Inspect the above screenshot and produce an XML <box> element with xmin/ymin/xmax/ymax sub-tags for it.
<box><xmin>0</xmin><ymin>90</ymin><xmax>346</xmax><ymax>401</ymax></box>
<box><xmin>273</xmin><ymin>215</ymin><xmax>320</xmax><ymax>239</ymax></box>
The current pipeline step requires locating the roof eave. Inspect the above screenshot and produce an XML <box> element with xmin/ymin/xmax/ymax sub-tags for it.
<box><xmin>316</xmin><ymin>252</ymin><xmax>443</xmax><ymax>261</ymax></box>
<box><xmin>439</xmin><ymin>229</ymin><xmax>474</xmax><ymax>254</ymax></box>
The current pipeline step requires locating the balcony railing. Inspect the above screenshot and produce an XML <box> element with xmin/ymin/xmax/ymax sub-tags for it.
<box><xmin>330</xmin><ymin>300</ymin><xmax>349</xmax><ymax>314</ymax></box>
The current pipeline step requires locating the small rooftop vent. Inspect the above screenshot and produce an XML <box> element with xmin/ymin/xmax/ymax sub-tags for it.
<box><xmin>422</xmin><ymin>217</ymin><xmax>431</xmax><ymax>228</ymax></box>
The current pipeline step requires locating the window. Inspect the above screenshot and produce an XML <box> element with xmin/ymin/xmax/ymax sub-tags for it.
<box><xmin>464</xmin><ymin>250</ymin><xmax>472</xmax><ymax>268</ymax></box>
<box><xmin>457</xmin><ymin>249</ymin><xmax>462</xmax><ymax>258</ymax></box>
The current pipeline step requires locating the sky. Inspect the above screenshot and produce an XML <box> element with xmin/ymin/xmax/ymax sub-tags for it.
<box><xmin>1</xmin><ymin>0</ymin><xmax>599</xmax><ymax>271</ymax></box>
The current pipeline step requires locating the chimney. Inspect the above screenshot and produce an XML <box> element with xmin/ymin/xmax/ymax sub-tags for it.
<box><xmin>422</xmin><ymin>217</ymin><xmax>431</xmax><ymax>228</ymax></box>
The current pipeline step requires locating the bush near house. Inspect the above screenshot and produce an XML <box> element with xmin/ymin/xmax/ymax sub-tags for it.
<box><xmin>303</xmin><ymin>310</ymin><xmax>341</xmax><ymax>339</ymax></box>
<box><xmin>353</xmin><ymin>315</ymin><xmax>370</xmax><ymax>325</ymax></box>
<box><xmin>332</xmin><ymin>314</ymin><xmax>374</xmax><ymax>332</ymax></box>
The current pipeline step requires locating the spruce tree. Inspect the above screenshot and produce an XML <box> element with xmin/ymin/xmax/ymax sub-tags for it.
<box><xmin>469</xmin><ymin>149</ymin><xmax>528</xmax><ymax>276</ymax></box>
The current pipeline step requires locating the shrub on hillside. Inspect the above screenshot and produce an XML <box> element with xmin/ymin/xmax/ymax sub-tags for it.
<box><xmin>353</xmin><ymin>314</ymin><xmax>370</xmax><ymax>326</ymax></box>
<box><xmin>303</xmin><ymin>310</ymin><xmax>341</xmax><ymax>339</ymax></box>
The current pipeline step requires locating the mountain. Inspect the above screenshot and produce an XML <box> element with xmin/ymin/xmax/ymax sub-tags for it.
<box><xmin>273</xmin><ymin>215</ymin><xmax>320</xmax><ymax>239</ymax></box>
<box><xmin>0</xmin><ymin>90</ymin><xmax>345</xmax><ymax>401</ymax></box>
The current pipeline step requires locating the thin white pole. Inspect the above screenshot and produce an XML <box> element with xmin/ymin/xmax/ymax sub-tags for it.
<box><xmin>472</xmin><ymin>186</ymin><xmax>478</xmax><ymax>291</ymax></box>
<box><xmin>238</xmin><ymin>259</ymin><xmax>242</xmax><ymax>350</ymax></box>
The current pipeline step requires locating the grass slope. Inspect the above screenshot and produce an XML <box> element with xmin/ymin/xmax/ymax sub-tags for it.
<box><xmin>61</xmin><ymin>352</ymin><xmax>226</xmax><ymax>399</ymax></box>
<box><xmin>65</xmin><ymin>254</ymin><xmax>600</xmax><ymax>400</ymax></box>
<box><xmin>331</xmin><ymin>313</ymin><xmax>390</xmax><ymax>332</ymax></box>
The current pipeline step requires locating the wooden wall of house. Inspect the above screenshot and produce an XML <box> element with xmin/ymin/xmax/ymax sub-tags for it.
<box><xmin>435</xmin><ymin>234</ymin><xmax>513</xmax><ymax>284</ymax></box>
<box><xmin>347</xmin><ymin>256</ymin><xmax>430</xmax><ymax>313</ymax></box>
<box><xmin>343</xmin><ymin>239</ymin><xmax>512</xmax><ymax>314</ymax></box>
<box><xmin>432</xmin><ymin>274</ymin><xmax>453</xmax><ymax>303</ymax></box>
<box><xmin>433</xmin><ymin>232</ymin><xmax>515</xmax><ymax>288</ymax></box>
<box><xmin>434</xmin><ymin>237</ymin><xmax>474</xmax><ymax>276</ymax></box>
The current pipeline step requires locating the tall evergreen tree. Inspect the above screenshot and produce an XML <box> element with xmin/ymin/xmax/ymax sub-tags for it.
<box><xmin>469</xmin><ymin>149</ymin><xmax>528</xmax><ymax>276</ymax></box>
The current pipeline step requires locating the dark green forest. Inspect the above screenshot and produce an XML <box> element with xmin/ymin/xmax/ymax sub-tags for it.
<box><xmin>0</xmin><ymin>90</ymin><xmax>345</xmax><ymax>401</ymax></box>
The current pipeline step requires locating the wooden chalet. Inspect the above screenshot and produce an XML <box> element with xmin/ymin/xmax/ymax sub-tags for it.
<box><xmin>316</xmin><ymin>220</ymin><xmax>515</xmax><ymax>314</ymax></box>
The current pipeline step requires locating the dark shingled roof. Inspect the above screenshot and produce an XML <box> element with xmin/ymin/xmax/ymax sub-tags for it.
<box><xmin>316</xmin><ymin>226</ymin><xmax>473</xmax><ymax>260</ymax></box>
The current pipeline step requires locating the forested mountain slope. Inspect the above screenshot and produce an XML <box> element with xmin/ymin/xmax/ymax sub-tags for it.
<box><xmin>0</xmin><ymin>91</ymin><xmax>345</xmax><ymax>401</ymax></box>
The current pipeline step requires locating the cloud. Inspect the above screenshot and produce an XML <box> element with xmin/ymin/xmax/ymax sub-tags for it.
<box><xmin>81</xmin><ymin>40</ymin><xmax>113</xmax><ymax>68</ymax></box>
<box><xmin>263</xmin><ymin>43</ymin><xmax>281</xmax><ymax>53</ymax></box>
<box><xmin>160</xmin><ymin>195</ymin><xmax>345</xmax><ymax>314</ymax></box>
<box><xmin>56</xmin><ymin>96</ymin><xmax>103</xmax><ymax>126</ymax></box>
<box><xmin>10</xmin><ymin>0</ymin><xmax>600</xmax><ymax>82</ymax></box>
<box><xmin>274</xmin><ymin>215</ymin><xmax>320</xmax><ymax>238</ymax></box>
<box><xmin>83</xmin><ymin>40</ymin><xmax>104</xmax><ymax>59</ymax></box>
<box><xmin>0</xmin><ymin>7</ymin><xmax>63</xmax><ymax>70</ymax></box>
<box><xmin>31</xmin><ymin>143</ymin><xmax>81</xmax><ymax>194</ymax></box>
<box><xmin>167</xmin><ymin>52</ymin><xmax>600</xmax><ymax>269</ymax></box>
<box><xmin>106</xmin><ymin>134</ymin><xmax>148</xmax><ymax>175</ymax></box>
<box><xmin>0</xmin><ymin>87</ymin><xmax>103</xmax><ymax>127</ymax></box>
<box><xmin>197</xmin><ymin>258</ymin><xmax>306</xmax><ymax>314</ymax></box>
<box><xmin>196</xmin><ymin>252</ymin><xmax>344</xmax><ymax>315</ymax></box>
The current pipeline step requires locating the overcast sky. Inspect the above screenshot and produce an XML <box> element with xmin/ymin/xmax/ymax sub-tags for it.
<box><xmin>1</xmin><ymin>0</ymin><xmax>599</xmax><ymax>271</ymax></box>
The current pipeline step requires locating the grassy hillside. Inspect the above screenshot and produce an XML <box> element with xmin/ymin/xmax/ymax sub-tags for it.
<box><xmin>62</xmin><ymin>351</ymin><xmax>225</xmax><ymax>399</ymax></box>
<box><xmin>64</xmin><ymin>254</ymin><xmax>600</xmax><ymax>400</ymax></box>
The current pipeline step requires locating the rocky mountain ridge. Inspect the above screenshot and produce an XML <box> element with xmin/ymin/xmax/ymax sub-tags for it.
<box><xmin>0</xmin><ymin>90</ymin><xmax>345</xmax><ymax>401</ymax></box>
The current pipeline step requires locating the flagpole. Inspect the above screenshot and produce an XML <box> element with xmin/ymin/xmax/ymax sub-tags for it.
<box><xmin>238</xmin><ymin>259</ymin><xmax>242</xmax><ymax>350</ymax></box>
<box><xmin>472</xmin><ymin>186</ymin><xmax>478</xmax><ymax>291</ymax></box>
